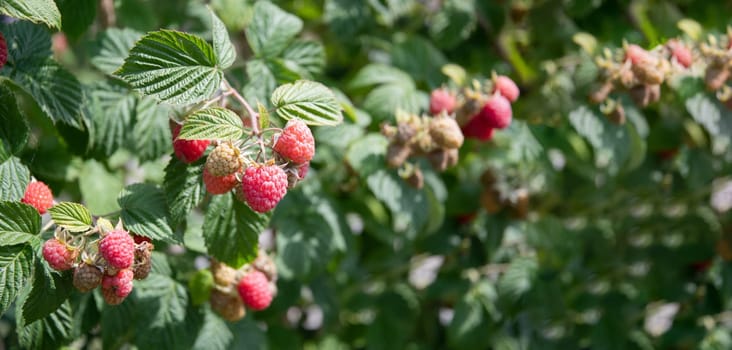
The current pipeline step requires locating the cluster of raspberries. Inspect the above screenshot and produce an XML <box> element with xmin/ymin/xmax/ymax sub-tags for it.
<box><xmin>42</xmin><ymin>228</ymin><xmax>154</xmax><ymax>305</ymax></box>
<box><xmin>171</xmin><ymin>118</ymin><xmax>313</xmax><ymax>213</ymax></box>
<box><xmin>431</xmin><ymin>74</ymin><xmax>520</xmax><ymax>142</ymax></box>
<box><xmin>208</xmin><ymin>251</ymin><xmax>277</xmax><ymax>321</ymax></box>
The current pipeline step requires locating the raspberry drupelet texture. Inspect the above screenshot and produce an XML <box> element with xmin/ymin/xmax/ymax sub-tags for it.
<box><xmin>203</xmin><ymin>167</ymin><xmax>240</xmax><ymax>195</ymax></box>
<box><xmin>99</xmin><ymin>230</ymin><xmax>135</xmax><ymax>269</ymax></box>
<box><xmin>480</xmin><ymin>94</ymin><xmax>513</xmax><ymax>129</ymax></box>
<box><xmin>273</xmin><ymin>119</ymin><xmax>315</xmax><ymax>164</ymax></box>
<box><xmin>206</xmin><ymin>142</ymin><xmax>242</xmax><ymax>177</ymax></box>
<box><xmin>461</xmin><ymin>116</ymin><xmax>495</xmax><ymax>141</ymax></box>
<box><xmin>429</xmin><ymin>116</ymin><xmax>464</xmax><ymax>149</ymax></box>
<box><xmin>241</xmin><ymin>165</ymin><xmax>288</xmax><ymax>213</ymax></box>
<box><xmin>0</xmin><ymin>32</ymin><xmax>7</xmax><ymax>70</ymax></box>
<box><xmin>429</xmin><ymin>89</ymin><xmax>457</xmax><ymax>115</ymax></box>
<box><xmin>172</xmin><ymin>124</ymin><xmax>210</xmax><ymax>163</ymax></box>
<box><xmin>102</xmin><ymin>269</ymin><xmax>134</xmax><ymax>305</ymax></box>
<box><xmin>493</xmin><ymin>75</ymin><xmax>520</xmax><ymax>103</ymax></box>
<box><xmin>73</xmin><ymin>263</ymin><xmax>103</xmax><ymax>292</ymax></box>
<box><xmin>133</xmin><ymin>242</ymin><xmax>153</xmax><ymax>280</ymax></box>
<box><xmin>42</xmin><ymin>238</ymin><xmax>78</xmax><ymax>271</ymax></box>
<box><xmin>237</xmin><ymin>270</ymin><xmax>273</xmax><ymax>311</ymax></box>
<box><xmin>22</xmin><ymin>181</ymin><xmax>54</xmax><ymax>214</ymax></box>
<box><xmin>210</xmin><ymin>289</ymin><xmax>245</xmax><ymax>321</ymax></box>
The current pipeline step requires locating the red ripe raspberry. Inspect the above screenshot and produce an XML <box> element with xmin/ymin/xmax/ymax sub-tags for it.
<box><xmin>102</xmin><ymin>269</ymin><xmax>134</xmax><ymax>305</ymax></box>
<box><xmin>241</xmin><ymin>165</ymin><xmax>288</xmax><ymax>213</ymax></box>
<box><xmin>461</xmin><ymin>116</ymin><xmax>495</xmax><ymax>141</ymax></box>
<box><xmin>99</xmin><ymin>230</ymin><xmax>135</xmax><ymax>269</ymax></box>
<box><xmin>667</xmin><ymin>40</ymin><xmax>692</xmax><ymax>68</ymax></box>
<box><xmin>73</xmin><ymin>263</ymin><xmax>103</xmax><ymax>292</ymax></box>
<box><xmin>203</xmin><ymin>167</ymin><xmax>239</xmax><ymax>195</ymax></box>
<box><xmin>479</xmin><ymin>94</ymin><xmax>512</xmax><ymax>129</ymax></box>
<box><xmin>625</xmin><ymin>44</ymin><xmax>652</xmax><ymax>65</ymax></box>
<box><xmin>429</xmin><ymin>89</ymin><xmax>456</xmax><ymax>115</ymax></box>
<box><xmin>237</xmin><ymin>270</ymin><xmax>273</xmax><ymax>311</ymax></box>
<box><xmin>0</xmin><ymin>32</ymin><xmax>7</xmax><ymax>70</ymax></box>
<box><xmin>133</xmin><ymin>234</ymin><xmax>151</xmax><ymax>245</ymax></box>
<box><xmin>273</xmin><ymin>119</ymin><xmax>315</xmax><ymax>164</ymax></box>
<box><xmin>42</xmin><ymin>238</ymin><xmax>78</xmax><ymax>271</ymax></box>
<box><xmin>493</xmin><ymin>75</ymin><xmax>520</xmax><ymax>103</ymax></box>
<box><xmin>172</xmin><ymin>124</ymin><xmax>210</xmax><ymax>163</ymax></box>
<box><xmin>21</xmin><ymin>181</ymin><xmax>53</xmax><ymax>214</ymax></box>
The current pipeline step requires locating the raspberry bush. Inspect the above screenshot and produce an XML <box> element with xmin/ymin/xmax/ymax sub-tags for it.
<box><xmin>1</xmin><ymin>1</ymin><xmax>732</xmax><ymax>349</ymax></box>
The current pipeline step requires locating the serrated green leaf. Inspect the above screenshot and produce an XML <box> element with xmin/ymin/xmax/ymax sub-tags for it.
<box><xmin>349</xmin><ymin>64</ymin><xmax>415</xmax><ymax>90</ymax></box>
<box><xmin>0</xmin><ymin>244</ymin><xmax>34</xmax><ymax>315</ymax></box>
<box><xmin>428</xmin><ymin>0</ymin><xmax>477</xmax><ymax>49</ymax></box>
<box><xmin>391</xmin><ymin>35</ymin><xmax>447</xmax><ymax>87</ymax></box>
<box><xmin>90</xmin><ymin>28</ymin><xmax>143</xmax><ymax>75</ymax></box>
<box><xmin>448</xmin><ymin>290</ymin><xmax>492</xmax><ymax>349</ymax></box>
<box><xmin>57</xmin><ymin>0</ymin><xmax>96</xmax><ymax>39</ymax></box>
<box><xmin>685</xmin><ymin>93</ymin><xmax>732</xmax><ymax>155</ymax></box>
<box><xmin>257</xmin><ymin>102</ymin><xmax>270</xmax><ymax>130</ymax></box>
<box><xmin>0</xmin><ymin>83</ymin><xmax>29</xmax><ymax>160</ymax></box>
<box><xmin>0</xmin><ymin>20</ymin><xmax>51</xmax><ymax>64</ymax></box>
<box><xmin>21</xmin><ymin>250</ymin><xmax>73</xmax><ymax>324</ymax></box>
<box><xmin>179</xmin><ymin>107</ymin><xmax>244</xmax><ymax>141</ymax></box>
<box><xmin>98</xmin><ymin>292</ymin><xmax>135</xmax><ymax>349</ymax></box>
<box><xmin>17</xmin><ymin>301</ymin><xmax>73</xmax><ymax>350</ymax></box>
<box><xmin>9</xmin><ymin>58</ymin><xmax>84</xmax><ymax>128</ymax></box>
<box><xmin>362</xmin><ymin>83</ymin><xmax>424</xmax><ymax>122</ymax></box>
<box><xmin>135</xmin><ymin>274</ymin><xmax>198</xmax><ymax>349</ymax></box>
<box><xmin>211</xmin><ymin>0</ymin><xmax>254</xmax><ymax>31</ymax></box>
<box><xmin>282</xmin><ymin>40</ymin><xmax>325</xmax><ymax>78</ymax></box>
<box><xmin>271</xmin><ymin>80</ymin><xmax>343</xmax><ymax>126</ymax></box>
<box><xmin>88</xmin><ymin>79</ymin><xmax>136</xmax><ymax>157</ymax></box>
<box><xmin>79</xmin><ymin>160</ymin><xmax>123</xmax><ymax>215</ymax></box>
<box><xmin>0</xmin><ymin>202</ymin><xmax>40</xmax><ymax>247</ymax></box>
<box><xmin>116</xmin><ymin>30</ymin><xmax>223</xmax><ymax>105</ymax></box>
<box><xmin>193</xmin><ymin>306</ymin><xmax>233</xmax><ymax>350</ymax></box>
<box><xmin>366</xmin><ymin>170</ymin><xmax>429</xmax><ymax>236</ymax></box>
<box><xmin>210</xmin><ymin>8</ymin><xmax>236</xmax><ymax>68</ymax></box>
<box><xmin>164</xmin><ymin>157</ymin><xmax>205</xmax><ymax>226</ymax></box>
<box><xmin>0</xmin><ymin>157</ymin><xmax>31</xmax><ymax>202</ymax></box>
<box><xmin>48</xmin><ymin>202</ymin><xmax>92</xmax><ymax>232</ymax></box>
<box><xmin>345</xmin><ymin>133</ymin><xmax>387</xmax><ymax>177</ymax></box>
<box><xmin>118</xmin><ymin>183</ymin><xmax>177</xmax><ymax>243</ymax></box>
<box><xmin>245</xmin><ymin>1</ymin><xmax>303</xmax><ymax>58</ymax></box>
<box><xmin>188</xmin><ymin>270</ymin><xmax>213</xmax><ymax>306</ymax></box>
<box><xmin>203</xmin><ymin>194</ymin><xmax>267</xmax><ymax>268</ymax></box>
<box><xmin>498</xmin><ymin>257</ymin><xmax>538</xmax><ymax>300</ymax></box>
<box><xmin>0</xmin><ymin>0</ymin><xmax>61</xmax><ymax>29</ymax></box>
<box><xmin>132</xmin><ymin>96</ymin><xmax>173</xmax><ymax>162</ymax></box>
<box><xmin>568</xmin><ymin>106</ymin><xmax>632</xmax><ymax>174</ymax></box>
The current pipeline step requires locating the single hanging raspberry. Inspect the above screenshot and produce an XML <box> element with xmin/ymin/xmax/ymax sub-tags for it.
<box><xmin>210</xmin><ymin>289</ymin><xmax>245</xmax><ymax>321</ymax></box>
<box><xmin>73</xmin><ymin>263</ymin><xmax>103</xmax><ymax>292</ymax></box>
<box><xmin>211</xmin><ymin>260</ymin><xmax>237</xmax><ymax>286</ymax></box>
<box><xmin>203</xmin><ymin>167</ymin><xmax>240</xmax><ymax>195</ymax></box>
<box><xmin>172</xmin><ymin>124</ymin><xmax>210</xmax><ymax>163</ymax></box>
<box><xmin>99</xmin><ymin>230</ymin><xmax>135</xmax><ymax>269</ymax></box>
<box><xmin>493</xmin><ymin>75</ymin><xmax>520</xmax><ymax>103</ymax></box>
<box><xmin>429</xmin><ymin>89</ymin><xmax>457</xmax><ymax>115</ymax></box>
<box><xmin>0</xmin><ymin>32</ymin><xmax>7</xmax><ymax>70</ymax></box>
<box><xmin>42</xmin><ymin>238</ymin><xmax>78</xmax><ymax>271</ymax></box>
<box><xmin>206</xmin><ymin>142</ymin><xmax>242</xmax><ymax>177</ymax></box>
<box><xmin>240</xmin><ymin>165</ymin><xmax>288</xmax><ymax>213</ymax></box>
<box><xmin>479</xmin><ymin>94</ymin><xmax>512</xmax><ymax>129</ymax></box>
<box><xmin>237</xmin><ymin>270</ymin><xmax>273</xmax><ymax>311</ymax></box>
<box><xmin>273</xmin><ymin>119</ymin><xmax>315</xmax><ymax>164</ymax></box>
<box><xmin>429</xmin><ymin>116</ymin><xmax>464</xmax><ymax>149</ymax></box>
<box><xmin>22</xmin><ymin>181</ymin><xmax>54</xmax><ymax>214</ymax></box>
<box><xmin>102</xmin><ymin>269</ymin><xmax>134</xmax><ymax>305</ymax></box>
<box><xmin>461</xmin><ymin>116</ymin><xmax>495</xmax><ymax>141</ymax></box>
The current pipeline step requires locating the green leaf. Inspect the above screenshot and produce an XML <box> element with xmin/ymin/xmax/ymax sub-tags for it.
<box><xmin>135</xmin><ymin>274</ymin><xmax>197</xmax><ymax>349</ymax></box>
<box><xmin>178</xmin><ymin>107</ymin><xmax>244</xmax><ymax>141</ymax></box>
<box><xmin>17</xmin><ymin>301</ymin><xmax>73</xmax><ymax>350</ymax></box>
<box><xmin>98</xmin><ymin>293</ymin><xmax>135</xmax><ymax>349</ymax></box>
<box><xmin>0</xmin><ymin>157</ymin><xmax>31</xmax><ymax>202</ymax></box>
<box><xmin>0</xmin><ymin>20</ymin><xmax>51</xmax><ymax>64</ymax></box>
<box><xmin>362</xmin><ymin>83</ymin><xmax>424</xmax><ymax>122</ymax></box>
<box><xmin>349</xmin><ymin>64</ymin><xmax>414</xmax><ymax>90</ymax></box>
<box><xmin>0</xmin><ymin>0</ymin><xmax>61</xmax><ymax>29</ymax></box>
<box><xmin>282</xmin><ymin>40</ymin><xmax>325</xmax><ymax>78</ymax></box>
<box><xmin>0</xmin><ymin>244</ymin><xmax>34</xmax><ymax>315</ymax></box>
<box><xmin>211</xmin><ymin>0</ymin><xmax>254</xmax><ymax>31</ymax></box>
<box><xmin>56</xmin><ymin>0</ymin><xmax>97</xmax><ymax>39</ymax></box>
<box><xmin>0</xmin><ymin>202</ymin><xmax>40</xmax><ymax>246</ymax></box>
<box><xmin>210</xmin><ymin>8</ymin><xmax>236</xmax><ymax>69</ymax></box>
<box><xmin>192</xmin><ymin>306</ymin><xmax>233</xmax><ymax>350</ymax></box>
<box><xmin>90</xmin><ymin>28</ymin><xmax>143</xmax><ymax>75</ymax></box>
<box><xmin>116</xmin><ymin>30</ymin><xmax>223</xmax><ymax>105</ymax></box>
<box><xmin>118</xmin><ymin>183</ymin><xmax>177</xmax><ymax>243</ymax></box>
<box><xmin>448</xmin><ymin>284</ymin><xmax>494</xmax><ymax>349</ymax></box>
<box><xmin>48</xmin><ymin>202</ymin><xmax>92</xmax><ymax>232</ymax></box>
<box><xmin>245</xmin><ymin>1</ymin><xmax>303</xmax><ymax>58</ymax></box>
<box><xmin>391</xmin><ymin>35</ymin><xmax>448</xmax><ymax>87</ymax></box>
<box><xmin>188</xmin><ymin>270</ymin><xmax>213</xmax><ymax>306</ymax></box>
<box><xmin>88</xmin><ymin>79</ymin><xmax>136</xmax><ymax>157</ymax></box>
<box><xmin>9</xmin><ymin>59</ymin><xmax>84</xmax><ymax>128</ymax></box>
<box><xmin>21</xmin><ymin>249</ymin><xmax>73</xmax><ymax>324</ymax></box>
<box><xmin>257</xmin><ymin>102</ymin><xmax>270</xmax><ymax>130</ymax></box>
<box><xmin>428</xmin><ymin>0</ymin><xmax>477</xmax><ymax>49</ymax></box>
<box><xmin>498</xmin><ymin>257</ymin><xmax>538</xmax><ymax>300</ymax></box>
<box><xmin>164</xmin><ymin>157</ymin><xmax>205</xmax><ymax>226</ymax></box>
<box><xmin>366</xmin><ymin>170</ymin><xmax>430</xmax><ymax>236</ymax></box>
<box><xmin>271</xmin><ymin>80</ymin><xmax>343</xmax><ymax>126</ymax></box>
<box><xmin>0</xmin><ymin>83</ymin><xmax>29</xmax><ymax>160</ymax></box>
<box><xmin>203</xmin><ymin>194</ymin><xmax>267</xmax><ymax>268</ymax></box>
<box><xmin>345</xmin><ymin>133</ymin><xmax>388</xmax><ymax>177</ymax></box>
<box><xmin>132</xmin><ymin>96</ymin><xmax>173</xmax><ymax>162</ymax></box>
<box><xmin>568</xmin><ymin>106</ymin><xmax>632</xmax><ymax>175</ymax></box>
<box><xmin>79</xmin><ymin>160</ymin><xmax>123</xmax><ymax>215</ymax></box>
<box><xmin>685</xmin><ymin>93</ymin><xmax>732</xmax><ymax>155</ymax></box>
